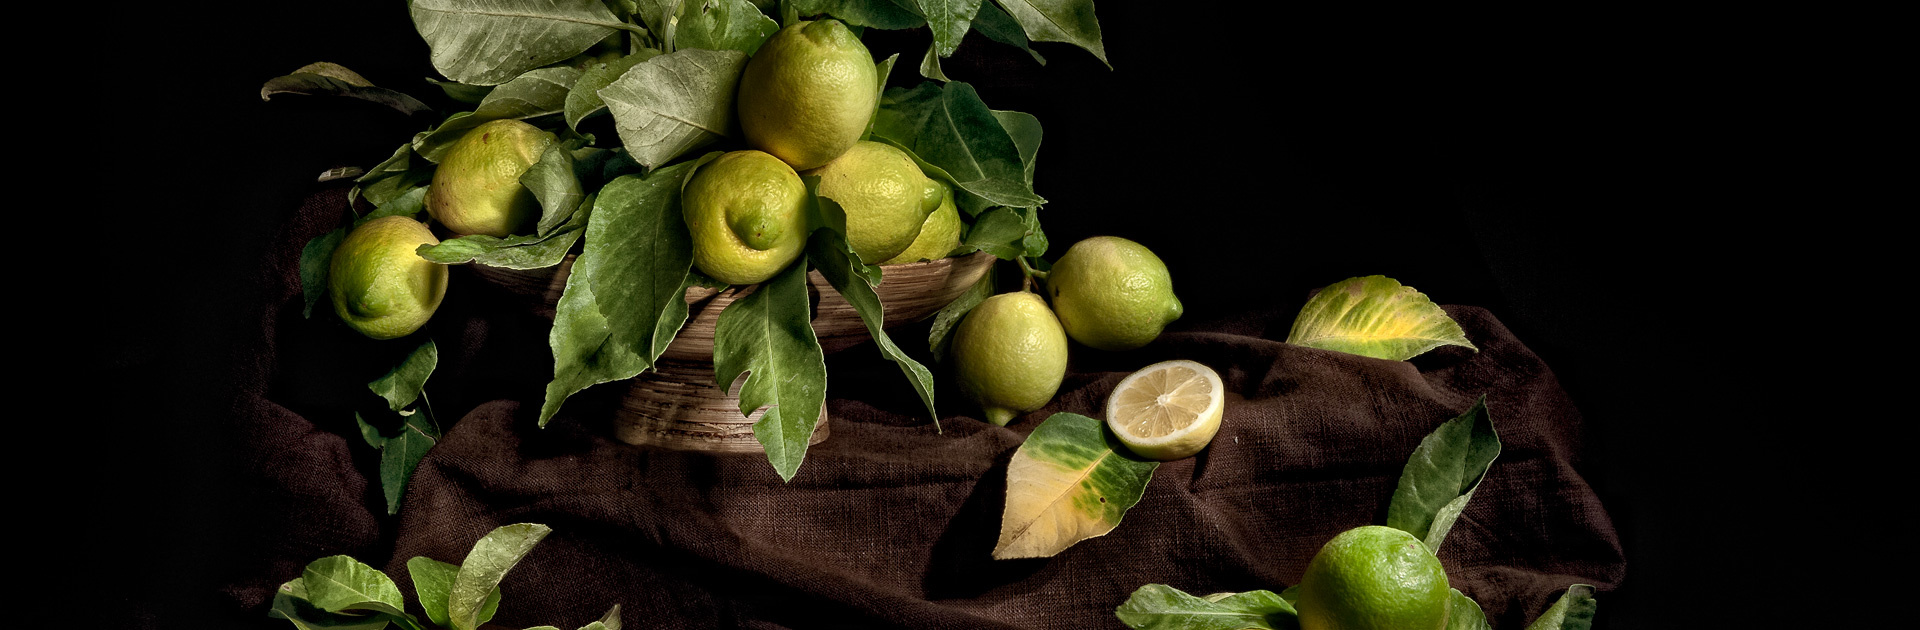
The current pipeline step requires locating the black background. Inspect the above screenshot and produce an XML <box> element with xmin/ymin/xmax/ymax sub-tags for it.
<box><xmin>98</xmin><ymin>2</ymin><xmax>1777</xmax><ymax>628</ymax></box>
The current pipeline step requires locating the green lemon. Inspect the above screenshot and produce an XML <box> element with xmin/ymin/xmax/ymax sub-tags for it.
<box><xmin>329</xmin><ymin>216</ymin><xmax>449</xmax><ymax>340</ymax></box>
<box><xmin>682</xmin><ymin>150</ymin><xmax>810</xmax><ymax>285</ymax></box>
<box><xmin>736</xmin><ymin>19</ymin><xmax>878</xmax><ymax>171</ymax></box>
<box><xmin>1045</xmin><ymin>236</ymin><xmax>1183</xmax><ymax>351</ymax></box>
<box><xmin>427</xmin><ymin>118</ymin><xmax>556</xmax><ymax>237</ymax></box>
<box><xmin>951</xmin><ymin>291</ymin><xmax>1069</xmax><ymax>426</ymax></box>
<box><xmin>1295</xmin><ymin>526</ymin><xmax>1452</xmax><ymax>630</ymax></box>
<box><xmin>877</xmin><ymin>180</ymin><xmax>960</xmax><ymax>265</ymax></box>
<box><xmin>808</xmin><ymin>141</ymin><xmax>942</xmax><ymax>264</ymax></box>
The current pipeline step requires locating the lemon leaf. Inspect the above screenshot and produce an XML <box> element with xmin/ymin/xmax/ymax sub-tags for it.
<box><xmin>1525</xmin><ymin>585</ymin><xmax>1598</xmax><ymax>630</ymax></box>
<box><xmin>789</xmin><ymin>0</ymin><xmax>928</xmax><ymax>29</ymax></box>
<box><xmin>413</xmin><ymin>68</ymin><xmax>582</xmax><ymax>162</ymax></box>
<box><xmin>300</xmin><ymin>227</ymin><xmax>346</xmax><ymax>319</ymax></box>
<box><xmin>300</xmin><ymin>556</ymin><xmax>414</xmax><ymax>622</ymax></box>
<box><xmin>871</xmin><ymin>81</ymin><xmax>1044</xmax><ymax>210</ymax></box>
<box><xmin>918</xmin><ymin>39</ymin><xmax>950</xmax><ymax>81</ymax></box>
<box><xmin>369</xmin><ymin>339</ymin><xmax>438</xmax><ymax>414</ymax></box>
<box><xmin>1115</xmin><ymin>584</ymin><xmax>1295</xmax><ymax>630</ymax></box>
<box><xmin>598</xmin><ymin>48</ymin><xmax>748</xmax><ymax>168</ymax></box>
<box><xmin>959</xmin><ymin>206</ymin><xmax>1028</xmax><ymax>259</ymax></box>
<box><xmin>565</xmin><ymin>50</ymin><xmax>660</xmax><ymax>130</ymax></box>
<box><xmin>970</xmin><ymin>1</ymin><xmax>1044</xmax><ymax>64</ymax></box>
<box><xmin>1285</xmin><ymin>275</ymin><xmax>1477</xmax><ymax>361</ymax></box>
<box><xmin>260</xmin><ymin>62</ymin><xmax>434</xmax><ymax>116</ymax></box>
<box><xmin>915</xmin><ymin>0</ymin><xmax>985</xmax><ymax>58</ymax></box>
<box><xmin>1387</xmin><ymin>396</ymin><xmax>1500</xmax><ymax>552</ymax></box>
<box><xmin>994</xmin><ymin>412</ymin><xmax>1158</xmax><ymax>559</ymax></box>
<box><xmin>416</xmin><ymin>194</ymin><xmax>592</xmax><ymax>270</ymax></box>
<box><xmin>353</xmin><ymin>142</ymin><xmax>433</xmax><ymax>210</ymax></box>
<box><xmin>995</xmin><ymin>0</ymin><xmax>1108</xmax><ymax>69</ymax></box>
<box><xmin>406</xmin><ymin>557</ymin><xmax>501</xmax><ymax>629</ymax></box>
<box><xmin>713</xmin><ymin>262</ymin><xmax>829</xmax><ymax>481</ymax></box>
<box><xmin>675</xmin><ymin>0</ymin><xmax>781</xmax><ymax>55</ymax></box>
<box><xmin>411</xmin><ymin>0</ymin><xmax>627</xmax><ymax>86</ymax></box>
<box><xmin>525</xmin><ymin>145</ymin><xmax>589</xmax><ymax>237</ymax></box>
<box><xmin>541</xmin><ymin>165</ymin><xmax>700</xmax><ymax>426</ymax></box>
<box><xmin>806</xmin><ymin>230</ymin><xmax>940</xmax><ymax>428</ymax></box>
<box><xmin>448</xmin><ymin>524</ymin><xmax>552</xmax><ymax>630</ymax></box>
<box><xmin>928</xmin><ymin>267</ymin><xmax>994</xmax><ymax>362</ymax></box>
<box><xmin>1447</xmin><ymin>588</ymin><xmax>1491</xmax><ymax>630</ymax></box>
<box><xmin>991</xmin><ymin>109</ymin><xmax>1041</xmax><ymax>185</ymax></box>
<box><xmin>267</xmin><ymin>578</ymin><xmax>397</xmax><ymax>630</ymax></box>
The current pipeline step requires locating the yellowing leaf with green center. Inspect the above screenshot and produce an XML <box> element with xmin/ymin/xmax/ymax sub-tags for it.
<box><xmin>994</xmin><ymin>412</ymin><xmax>1158</xmax><ymax>559</ymax></box>
<box><xmin>1285</xmin><ymin>275</ymin><xmax>1477</xmax><ymax>361</ymax></box>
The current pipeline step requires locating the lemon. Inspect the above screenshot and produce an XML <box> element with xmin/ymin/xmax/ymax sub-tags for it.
<box><xmin>682</xmin><ymin>150</ymin><xmax>811</xmax><ymax>285</ymax></box>
<box><xmin>1104</xmin><ymin>360</ymin><xmax>1225</xmax><ymax>461</ymax></box>
<box><xmin>807</xmin><ymin>141</ymin><xmax>943</xmax><ymax>264</ymax></box>
<box><xmin>877</xmin><ymin>180</ymin><xmax>960</xmax><ymax>265</ymax></box>
<box><xmin>1295</xmin><ymin>526</ymin><xmax>1452</xmax><ymax>630</ymax></box>
<box><xmin>329</xmin><ymin>216</ymin><xmax>449</xmax><ymax>340</ymax></box>
<box><xmin>1046</xmin><ymin>236</ymin><xmax>1183</xmax><ymax>351</ymax></box>
<box><xmin>736</xmin><ymin>19</ymin><xmax>878</xmax><ymax>171</ymax></box>
<box><xmin>952</xmin><ymin>291</ymin><xmax>1069</xmax><ymax>426</ymax></box>
<box><xmin>427</xmin><ymin>119</ymin><xmax>556</xmax><ymax>237</ymax></box>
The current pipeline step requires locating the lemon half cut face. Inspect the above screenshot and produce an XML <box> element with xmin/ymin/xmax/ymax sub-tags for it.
<box><xmin>1104</xmin><ymin>359</ymin><xmax>1224</xmax><ymax>461</ymax></box>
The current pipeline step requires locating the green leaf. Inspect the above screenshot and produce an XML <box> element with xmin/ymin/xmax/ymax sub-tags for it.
<box><xmin>994</xmin><ymin>412</ymin><xmax>1158</xmax><ymax>559</ymax></box>
<box><xmin>406</xmin><ymin>557</ymin><xmax>501</xmax><ymax>630</ymax></box>
<box><xmin>300</xmin><ymin>556</ymin><xmax>411</xmax><ymax>621</ymax></box>
<box><xmin>417</xmin><ymin>195</ymin><xmax>593</xmax><ymax>270</ymax></box>
<box><xmin>1525</xmin><ymin>585</ymin><xmax>1598</xmax><ymax>630</ymax></box>
<box><xmin>805</xmin><ymin>230</ymin><xmax>939</xmax><ymax>427</ymax></box>
<box><xmin>862</xmin><ymin>53</ymin><xmax>900</xmax><ymax>141</ymax></box>
<box><xmin>268</xmin><ymin>578</ymin><xmax>396</xmax><ymax>630</ymax></box>
<box><xmin>357</xmin><ymin>186</ymin><xmax>431</xmax><ymax>227</ymax></box>
<box><xmin>1115</xmin><ymin>584</ymin><xmax>1295</xmax><ymax>630</ymax></box>
<box><xmin>599</xmin><ymin>48</ymin><xmax>748</xmax><ymax>168</ymax></box>
<box><xmin>1285</xmin><ymin>275</ymin><xmax>1478</xmax><ymax>361</ymax></box>
<box><xmin>377</xmin><ymin>413</ymin><xmax>441</xmax><ymax>515</ymax></box>
<box><xmin>1386</xmin><ymin>396</ymin><xmax>1500</xmax><ymax>552</ymax></box>
<box><xmin>353</xmin><ymin>142</ymin><xmax>434</xmax><ymax>210</ymax></box>
<box><xmin>410</xmin><ymin>0</ymin><xmax>628</xmax><ymax>85</ymax></box>
<box><xmin>789</xmin><ymin>0</ymin><xmax>927</xmax><ymax>29</ymax></box>
<box><xmin>369</xmin><ymin>340</ymin><xmax>438</xmax><ymax>413</ymax></box>
<box><xmin>872</xmin><ymin>81</ymin><xmax>1043</xmax><ymax>210</ymax></box>
<box><xmin>916</xmin><ymin>0</ymin><xmax>983</xmax><ymax>57</ymax></box>
<box><xmin>301</xmin><ymin>228</ymin><xmax>347</xmax><ymax>319</ymax></box>
<box><xmin>918</xmin><ymin>39</ymin><xmax>950</xmax><ymax>81</ymax></box>
<box><xmin>355</xmin><ymin>412</ymin><xmax>388</xmax><ymax>449</ymax></box>
<box><xmin>995</xmin><ymin>0</ymin><xmax>1108</xmax><ymax>68</ymax></box>
<box><xmin>1447</xmin><ymin>588</ymin><xmax>1492</xmax><ymax>630</ymax></box>
<box><xmin>593</xmin><ymin>604</ymin><xmax>623</xmax><ymax>630</ymax></box>
<box><xmin>524</xmin><ymin>143</ymin><xmax>588</xmax><ymax>236</ymax></box>
<box><xmin>565</xmin><ymin>49</ymin><xmax>660</xmax><ymax>129</ymax></box>
<box><xmin>541</xmin><ymin>164</ymin><xmax>701</xmax><ymax>425</ymax></box>
<box><xmin>261</xmin><ymin>63</ymin><xmax>434</xmax><ymax>116</ymax></box>
<box><xmin>427</xmin><ymin>77</ymin><xmax>494</xmax><ymax>105</ymax></box>
<box><xmin>970</xmin><ymin>1</ymin><xmax>1043</xmax><ymax>64</ymax></box>
<box><xmin>449</xmin><ymin>523</ymin><xmax>554</xmax><ymax>630</ymax></box>
<box><xmin>960</xmin><ymin>206</ymin><xmax>1029</xmax><ymax>258</ymax></box>
<box><xmin>991</xmin><ymin>109</ymin><xmax>1041</xmax><ymax>185</ymax></box>
<box><xmin>713</xmin><ymin>262</ymin><xmax>829</xmax><ymax>482</ymax></box>
<box><xmin>676</xmin><ymin>0</ymin><xmax>781</xmax><ymax>54</ymax></box>
<box><xmin>928</xmin><ymin>266</ymin><xmax>993</xmax><ymax>362</ymax></box>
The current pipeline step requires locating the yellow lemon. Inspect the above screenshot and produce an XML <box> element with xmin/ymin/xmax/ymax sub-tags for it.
<box><xmin>1046</xmin><ymin>236</ymin><xmax>1182</xmax><ymax>351</ymax></box>
<box><xmin>878</xmin><ymin>180</ymin><xmax>960</xmax><ymax>265</ymax></box>
<box><xmin>1104</xmin><ymin>360</ymin><xmax>1225</xmax><ymax>461</ymax></box>
<box><xmin>682</xmin><ymin>150</ymin><xmax>810</xmax><ymax>285</ymax></box>
<box><xmin>736</xmin><ymin>19</ymin><xmax>878</xmax><ymax>171</ymax></box>
<box><xmin>427</xmin><ymin>119</ymin><xmax>555</xmax><ymax>237</ymax></box>
<box><xmin>951</xmin><ymin>292</ymin><xmax>1069</xmax><ymax>426</ymax></box>
<box><xmin>808</xmin><ymin>141</ymin><xmax>942</xmax><ymax>264</ymax></box>
<box><xmin>1295</xmin><ymin>526</ymin><xmax>1452</xmax><ymax>630</ymax></box>
<box><xmin>328</xmin><ymin>216</ymin><xmax>448</xmax><ymax>340</ymax></box>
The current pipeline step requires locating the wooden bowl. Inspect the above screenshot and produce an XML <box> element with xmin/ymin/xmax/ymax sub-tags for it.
<box><xmin>468</xmin><ymin>251</ymin><xmax>996</xmax><ymax>452</ymax></box>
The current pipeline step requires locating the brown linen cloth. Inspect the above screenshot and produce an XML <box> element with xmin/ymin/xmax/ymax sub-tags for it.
<box><xmin>218</xmin><ymin>184</ymin><xmax>1623</xmax><ymax>629</ymax></box>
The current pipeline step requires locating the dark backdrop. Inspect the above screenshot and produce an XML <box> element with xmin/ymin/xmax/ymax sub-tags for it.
<box><xmin>99</xmin><ymin>2</ymin><xmax>1766</xmax><ymax>627</ymax></box>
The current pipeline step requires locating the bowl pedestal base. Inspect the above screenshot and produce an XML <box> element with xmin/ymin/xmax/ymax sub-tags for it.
<box><xmin>611</xmin><ymin>358</ymin><xmax>829</xmax><ymax>452</ymax></box>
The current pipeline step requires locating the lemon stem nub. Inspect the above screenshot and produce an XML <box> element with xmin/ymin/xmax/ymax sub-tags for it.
<box><xmin>987</xmin><ymin>408</ymin><xmax>1016</xmax><ymax>426</ymax></box>
<box><xmin>730</xmin><ymin>207</ymin><xmax>784</xmax><ymax>251</ymax></box>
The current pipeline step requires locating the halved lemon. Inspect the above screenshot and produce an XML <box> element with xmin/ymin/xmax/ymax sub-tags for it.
<box><xmin>1104</xmin><ymin>359</ymin><xmax>1226</xmax><ymax>461</ymax></box>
